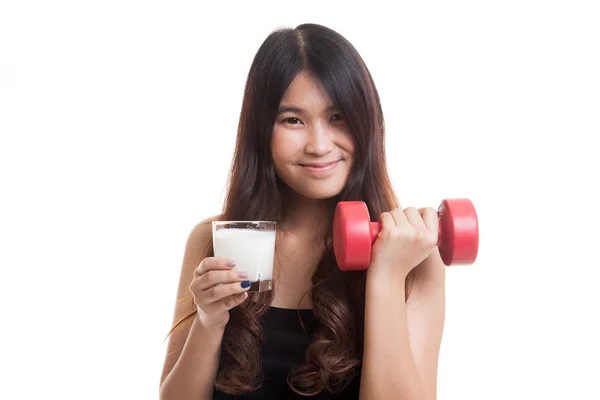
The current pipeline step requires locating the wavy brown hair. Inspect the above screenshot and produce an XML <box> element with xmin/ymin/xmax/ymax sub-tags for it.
<box><xmin>167</xmin><ymin>23</ymin><xmax>408</xmax><ymax>396</ymax></box>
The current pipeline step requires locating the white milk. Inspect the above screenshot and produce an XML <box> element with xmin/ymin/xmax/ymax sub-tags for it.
<box><xmin>212</xmin><ymin>228</ymin><xmax>276</xmax><ymax>283</ymax></box>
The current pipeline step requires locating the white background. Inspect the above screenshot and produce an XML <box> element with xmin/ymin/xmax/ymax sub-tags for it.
<box><xmin>1</xmin><ymin>1</ymin><xmax>599</xmax><ymax>399</ymax></box>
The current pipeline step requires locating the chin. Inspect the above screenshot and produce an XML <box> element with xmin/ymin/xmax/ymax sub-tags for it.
<box><xmin>287</xmin><ymin>181</ymin><xmax>347</xmax><ymax>200</ymax></box>
<box><xmin>275</xmin><ymin>166</ymin><xmax>350</xmax><ymax>201</ymax></box>
<box><xmin>298</xmin><ymin>191</ymin><xmax>340</xmax><ymax>200</ymax></box>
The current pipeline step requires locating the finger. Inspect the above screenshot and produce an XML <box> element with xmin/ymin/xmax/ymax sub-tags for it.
<box><xmin>197</xmin><ymin>269</ymin><xmax>249</xmax><ymax>291</ymax></box>
<box><xmin>213</xmin><ymin>291</ymin><xmax>249</xmax><ymax>312</ymax></box>
<box><xmin>196</xmin><ymin>257</ymin><xmax>237</xmax><ymax>276</ymax></box>
<box><xmin>419</xmin><ymin>207</ymin><xmax>439</xmax><ymax>237</ymax></box>
<box><xmin>389</xmin><ymin>207</ymin><xmax>410</xmax><ymax>227</ymax></box>
<box><xmin>203</xmin><ymin>280</ymin><xmax>252</xmax><ymax>305</ymax></box>
<box><xmin>379</xmin><ymin>211</ymin><xmax>396</xmax><ymax>232</ymax></box>
<box><xmin>404</xmin><ymin>207</ymin><xmax>426</xmax><ymax>230</ymax></box>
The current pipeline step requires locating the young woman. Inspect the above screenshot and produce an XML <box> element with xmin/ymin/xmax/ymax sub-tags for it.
<box><xmin>159</xmin><ymin>23</ymin><xmax>445</xmax><ymax>400</ymax></box>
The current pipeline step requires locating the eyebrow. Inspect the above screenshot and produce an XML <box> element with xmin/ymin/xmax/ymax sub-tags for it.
<box><xmin>277</xmin><ymin>104</ymin><xmax>340</xmax><ymax>114</ymax></box>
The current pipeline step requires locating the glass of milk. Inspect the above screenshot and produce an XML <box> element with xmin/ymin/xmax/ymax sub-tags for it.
<box><xmin>212</xmin><ymin>221</ymin><xmax>276</xmax><ymax>292</ymax></box>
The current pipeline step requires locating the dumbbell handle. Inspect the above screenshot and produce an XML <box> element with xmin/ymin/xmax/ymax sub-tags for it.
<box><xmin>366</xmin><ymin>218</ymin><xmax>444</xmax><ymax>245</ymax></box>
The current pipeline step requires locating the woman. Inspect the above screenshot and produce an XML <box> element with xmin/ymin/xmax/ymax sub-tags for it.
<box><xmin>159</xmin><ymin>23</ymin><xmax>445</xmax><ymax>400</ymax></box>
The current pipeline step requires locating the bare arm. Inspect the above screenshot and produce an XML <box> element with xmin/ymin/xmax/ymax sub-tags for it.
<box><xmin>405</xmin><ymin>248</ymin><xmax>446</xmax><ymax>400</ymax></box>
<box><xmin>160</xmin><ymin>317</ymin><xmax>225</xmax><ymax>400</ymax></box>
<box><xmin>359</xmin><ymin>249</ymin><xmax>446</xmax><ymax>400</ymax></box>
<box><xmin>159</xmin><ymin>217</ymin><xmax>222</xmax><ymax>400</ymax></box>
<box><xmin>360</xmin><ymin>270</ymin><xmax>427</xmax><ymax>400</ymax></box>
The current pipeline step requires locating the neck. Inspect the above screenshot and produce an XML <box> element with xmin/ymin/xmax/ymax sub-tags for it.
<box><xmin>279</xmin><ymin>188</ymin><xmax>336</xmax><ymax>238</ymax></box>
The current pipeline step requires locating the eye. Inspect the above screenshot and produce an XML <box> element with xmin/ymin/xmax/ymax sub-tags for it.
<box><xmin>284</xmin><ymin>117</ymin><xmax>302</xmax><ymax>125</ymax></box>
<box><xmin>331</xmin><ymin>114</ymin><xmax>343</xmax><ymax>121</ymax></box>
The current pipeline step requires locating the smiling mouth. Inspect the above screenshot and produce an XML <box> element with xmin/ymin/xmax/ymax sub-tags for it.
<box><xmin>299</xmin><ymin>160</ymin><xmax>341</xmax><ymax>168</ymax></box>
<box><xmin>298</xmin><ymin>160</ymin><xmax>341</xmax><ymax>173</ymax></box>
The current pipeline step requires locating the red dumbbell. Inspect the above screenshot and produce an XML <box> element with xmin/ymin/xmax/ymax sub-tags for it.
<box><xmin>333</xmin><ymin>198</ymin><xmax>479</xmax><ymax>271</ymax></box>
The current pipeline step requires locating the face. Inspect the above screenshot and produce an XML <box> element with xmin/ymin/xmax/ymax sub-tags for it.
<box><xmin>271</xmin><ymin>71</ymin><xmax>355</xmax><ymax>200</ymax></box>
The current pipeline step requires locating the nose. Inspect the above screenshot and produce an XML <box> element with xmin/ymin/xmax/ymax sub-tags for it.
<box><xmin>304</xmin><ymin>122</ymin><xmax>334</xmax><ymax>156</ymax></box>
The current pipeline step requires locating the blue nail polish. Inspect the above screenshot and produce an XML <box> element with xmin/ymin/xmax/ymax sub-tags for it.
<box><xmin>241</xmin><ymin>280</ymin><xmax>251</xmax><ymax>288</ymax></box>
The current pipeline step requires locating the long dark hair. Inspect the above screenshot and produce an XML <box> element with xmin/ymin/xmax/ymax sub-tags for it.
<box><xmin>168</xmin><ymin>23</ymin><xmax>401</xmax><ymax>395</ymax></box>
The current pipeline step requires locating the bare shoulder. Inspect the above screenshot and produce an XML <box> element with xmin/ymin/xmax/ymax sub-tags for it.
<box><xmin>191</xmin><ymin>214</ymin><xmax>223</xmax><ymax>237</ymax></box>
<box><xmin>159</xmin><ymin>213</ymin><xmax>222</xmax><ymax>388</ymax></box>
<box><xmin>183</xmin><ymin>214</ymin><xmax>222</xmax><ymax>260</ymax></box>
<box><xmin>175</xmin><ymin>213</ymin><xmax>223</xmax><ymax>312</ymax></box>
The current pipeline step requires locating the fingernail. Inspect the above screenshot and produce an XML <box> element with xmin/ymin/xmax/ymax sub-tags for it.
<box><xmin>238</xmin><ymin>271</ymin><xmax>248</xmax><ymax>279</ymax></box>
<box><xmin>226</xmin><ymin>261</ymin><xmax>236</xmax><ymax>267</ymax></box>
<box><xmin>241</xmin><ymin>280</ymin><xmax>251</xmax><ymax>289</ymax></box>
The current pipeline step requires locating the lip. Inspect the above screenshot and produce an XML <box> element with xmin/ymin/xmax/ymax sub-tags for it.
<box><xmin>299</xmin><ymin>159</ymin><xmax>341</xmax><ymax>174</ymax></box>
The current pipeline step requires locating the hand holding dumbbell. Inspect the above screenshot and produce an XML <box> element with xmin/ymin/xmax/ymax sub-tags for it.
<box><xmin>333</xmin><ymin>199</ymin><xmax>479</xmax><ymax>271</ymax></box>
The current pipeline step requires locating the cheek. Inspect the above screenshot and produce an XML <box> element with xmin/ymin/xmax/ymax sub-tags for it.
<box><xmin>272</xmin><ymin>129</ymin><xmax>304</xmax><ymax>158</ymax></box>
<box><xmin>271</xmin><ymin>130</ymin><xmax>283</xmax><ymax>160</ymax></box>
<box><xmin>271</xmin><ymin>130</ymin><xmax>295</xmax><ymax>171</ymax></box>
<box><xmin>340</xmin><ymin>132</ymin><xmax>355</xmax><ymax>157</ymax></box>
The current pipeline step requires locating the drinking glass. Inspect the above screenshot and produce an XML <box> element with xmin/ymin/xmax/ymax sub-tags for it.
<box><xmin>212</xmin><ymin>221</ymin><xmax>276</xmax><ymax>292</ymax></box>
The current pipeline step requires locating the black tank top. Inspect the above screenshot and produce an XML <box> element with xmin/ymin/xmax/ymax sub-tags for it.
<box><xmin>213</xmin><ymin>306</ymin><xmax>361</xmax><ymax>399</ymax></box>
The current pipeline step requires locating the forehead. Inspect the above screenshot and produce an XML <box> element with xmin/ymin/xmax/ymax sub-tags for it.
<box><xmin>280</xmin><ymin>71</ymin><xmax>334</xmax><ymax>110</ymax></box>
